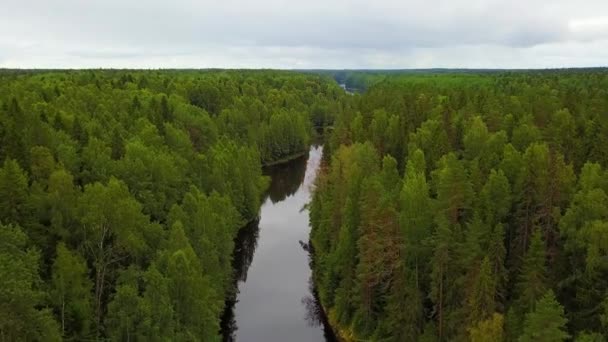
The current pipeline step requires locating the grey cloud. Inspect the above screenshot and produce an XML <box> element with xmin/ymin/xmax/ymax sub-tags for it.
<box><xmin>1</xmin><ymin>0</ymin><xmax>608</xmax><ymax>68</ymax></box>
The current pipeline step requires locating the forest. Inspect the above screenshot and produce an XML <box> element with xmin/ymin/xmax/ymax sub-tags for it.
<box><xmin>310</xmin><ymin>70</ymin><xmax>608</xmax><ymax>341</ymax></box>
<box><xmin>2</xmin><ymin>68</ymin><xmax>608</xmax><ymax>342</ymax></box>
<box><xmin>0</xmin><ymin>69</ymin><xmax>343</xmax><ymax>341</ymax></box>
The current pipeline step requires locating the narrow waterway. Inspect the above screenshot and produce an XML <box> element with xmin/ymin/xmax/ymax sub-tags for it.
<box><xmin>221</xmin><ymin>145</ymin><xmax>336</xmax><ymax>342</ymax></box>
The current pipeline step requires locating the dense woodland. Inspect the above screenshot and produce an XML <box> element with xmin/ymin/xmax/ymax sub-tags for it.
<box><xmin>3</xmin><ymin>68</ymin><xmax>608</xmax><ymax>342</ymax></box>
<box><xmin>0</xmin><ymin>70</ymin><xmax>342</xmax><ymax>341</ymax></box>
<box><xmin>310</xmin><ymin>70</ymin><xmax>608</xmax><ymax>341</ymax></box>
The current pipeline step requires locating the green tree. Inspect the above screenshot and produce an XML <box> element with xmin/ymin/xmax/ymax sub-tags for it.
<box><xmin>469</xmin><ymin>313</ymin><xmax>504</xmax><ymax>342</ymax></box>
<box><xmin>433</xmin><ymin>153</ymin><xmax>474</xmax><ymax>225</ymax></box>
<box><xmin>429</xmin><ymin>219</ymin><xmax>455</xmax><ymax>341</ymax></box>
<box><xmin>0</xmin><ymin>158</ymin><xmax>29</xmax><ymax>226</ymax></box>
<box><xmin>465</xmin><ymin>257</ymin><xmax>496</xmax><ymax>326</ymax></box>
<box><xmin>519</xmin><ymin>291</ymin><xmax>569</xmax><ymax>342</ymax></box>
<box><xmin>29</xmin><ymin>145</ymin><xmax>55</xmax><ymax>183</ymax></box>
<box><xmin>162</xmin><ymin>221</ymin><xmax>220</xmax><ymax>340</ymax></box>
<box><xmin>0</xmin><ymin>223</ymin><xmax>61</xmax><ymax>341</ymax></box>
<box><xmin>50</xmin><ymin>243</ymin><xmax>94</xmax><ymax>339</ymax></box>
<box><xmin>141</xmin><ymin>264</ymin><xmax>175</xmax><ymax>340</ymax></box>
<box><xmin>479</xmin><ymin>169</ymin><xmax>512</xmax><ymax>226</ymax></box>
<box><xmin>400</xmin><ymin>149</ymin><xmax>434</xmax><ymax>288</ymax></box>
<box><xmin>47</xmin><ymin>168</ymin><xmax>79</xmax><ymax>240</ymax></box>
<box><xmin>78</xmin><ymin>177</ymin><xmax>156</xmax><ymax>333</ymax></box>
<box><xmin>515</xmin><ymin>230</ymin><xmax>548</xmax><ymax>312</ymax></box>
<box><xmin>105</xmin><ymin>271</ymin><xmax>147</xmax><ymax>341</ymax></box>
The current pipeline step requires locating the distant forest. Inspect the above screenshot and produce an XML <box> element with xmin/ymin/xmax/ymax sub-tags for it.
<box><xmin>310</xmin><ymin>70</ymin><xmax>608</xmax><ymax>341</ymax></box>
<box><xmin>0</xmin><ymin>70</ymin><xmax>342</xmax><ymax>341</ymax></box>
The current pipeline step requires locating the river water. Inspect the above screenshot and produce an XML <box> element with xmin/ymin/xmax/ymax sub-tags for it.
<box><xmin>221</xmin><ymin>145</ymin><xmax>336</xmax><ymax>342</ymax></box>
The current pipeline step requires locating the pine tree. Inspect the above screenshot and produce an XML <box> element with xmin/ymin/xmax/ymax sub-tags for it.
<box><xmin>519</xmin><ymin>291</ymin><xmax>569</xmax><ymax>342</ymax></box>
<box><xmin>429</xmin><ymin>219</ymin><xmax>454</xmax><ymax>341</ymax></box>
<box><xmin>400</xmin><ymin>149</ymin><xmax>434</xmax><ymax>288</ymax></box>
<box><xmin>0</xmin><ymin>158</ymin><xmax>29</xmax><ymax>226</ymax></box>
<box><xmin>0</xmin><ymin>223</ymin><xmax>61</xmax><ymax>341</ymax></box>
<box><xmin>516</xmin><ymin>230</ymin><xmax>548</xmax><ymax>312</ymax></box>
<box><xmin>479</xmin><ymin>169</ymin><xmax>512</xmax><ymax>226</ymax></box>
<box><xmin>465</xmin><ymin>257</ymin><xmax>496</xmax><ymax>326</ymax></box>
<box><xmin>434</xmin><ymin>153</ymin><xmax>474</xmax><ymax>225</ymax></box>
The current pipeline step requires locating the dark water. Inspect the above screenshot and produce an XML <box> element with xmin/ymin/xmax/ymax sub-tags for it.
<box><xmin>338</xmin><ymin>83</ymin><xmax>356</xmax><ymax>95</ymax></box>
<box><xmin>221</xmin><ymin>145</ymin><xmax>336</xmax><ymax>342</ymax></box>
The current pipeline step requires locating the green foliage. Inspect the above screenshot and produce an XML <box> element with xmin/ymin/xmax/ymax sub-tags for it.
<box><xmin>50</xmin><ymin>243</ymin><xmax>93</xmax><ymax>339</ymax></box>
<box><xmin>0</xmin><ymin>158</ymin><xmax>29</xmax><ymax>226</ymax></box>
<box><xmin>0</xmin><ymin>70</ymin><xmax>339</xmax><ymax>340</ymax></box>
<box><xmin>469</xmin><ymin>313</ymin><xmax>504</xmax><ymax>342</ymax></box>
<box><xmin>519</xmin><ymin>291</ymin><xmax>569</xmax><ymax>342</ymax></box>
<box><xmin>0</xmin><ymin>223</ymin><xmax>61</xmax><ymax>341</ymax></box>
<box><xmin>515</xmin><ymin>230</ymin><xmax>548</xmax><ymax>312</ymax></box>
<box><xmin>310</xmin><ymin>70</ymin><xmax>608</xmax><ymax>341</ymax></box>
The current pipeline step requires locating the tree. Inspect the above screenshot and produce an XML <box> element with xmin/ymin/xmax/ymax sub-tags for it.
<box><xmin>434</xmin><ymin>153</ymin><xmax>474</xmax><ymax>225</ymax></box>
<box><xmin>78</xmin><ymin>177</ymin><xmax>156</xmax><ymax>334</ymax></box>
<box><xmin>380</xmin><ymin>155</ymin><xmax>401</xmax><ymax>201</ymax></box>
<box><xmin>519</xmin><ymin>290</ymin><xmax>569</xmax><ymax>342</ymax></box>
<box><xmin>0</xmin><ymin>223</ymin><xmax>61</xmax><ymax>341</ymax></box>
<box><xmin>469</xmin><ymin>313</ymin><xmax>504</xmax><ymax>342</ymax></box>
<box><xmin>515</xmin><ymin>230</ymin><xmax>548</xmax><ymax>312</ymax></box>
<box><xmin>0</xmin><ymin>158</ymin><xmax>29</xmax><ymax>226</ymax></box>
<box><xmin>140</xmin><ymin>264</ymin><xmax>175</xmax><ymax>340</ymax></box>
<box><xmin>465</xmin><ymin>257</ymin><xmax>496</xmax><ymax>326</ymax></box>
<box><xmin>479</xmin><ymin>169</ymin><xmax>512</xmax><ymax>226</ymax></box>
<box><xmin>429</xmin><ymin>219</ymin><xmax>455</xmax><ymax>340</ymax></box>
<box><xmin>50</xmin><ymin>243</ymin><xmax>94</xmax><ymax>339</ymax></box>
<box><xmin>162</xmin><ymin>221</ymin><xmax>220</xmax><ymax>340</ymax></box>
<box><xmin>47</xmin><ymin>168</ymin><xmax>79</xmax><ymax>240</ymax></box>
<box><xmin>29</xmin><ymin>145</ymin><xmax>55</xmax><ymax>183</ymax></box>
<box><xmin>381</xmin><ymin>267</ymin><xmax>424</xmax><ymax>341</ymax></box>
<box><xmin>574</xmin><ymin>332</ymin><xmax>605</xmax><ymax>342</ymax></box>
<box><xmin>400</xmin><ymin>149</ymin><xmax>434</xmax><ymax>288</ymax></box>
<box><xmin>105</xmin><ymin>270</ymin><xmax>147</xmax><ymax>341</ymax></box>
<box><xmin>353</xmin><ymin>176</ymin><xmax>401</xmax><ymax>336</ymax></box>
<box><xmin>463</xmin><ymin>116</ymin><xmax>490</xmax><ymax>161</ymax></box>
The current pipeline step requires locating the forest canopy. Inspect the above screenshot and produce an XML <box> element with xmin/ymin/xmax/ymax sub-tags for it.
<box><xmin>0</xmin><ymin>69</ymin><xmax>342</xmax><ymax>340</ymax></box>
<box><xmin>3</xmin><ymin>68</ymin><xmax>608</xmax><ymax>341</ymax></box>
<box><xmin>310</xmin><ymin>70</ymin><xmax>608</xmax><ymax>341</ymax></box>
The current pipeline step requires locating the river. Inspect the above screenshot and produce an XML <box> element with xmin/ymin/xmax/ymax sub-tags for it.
<box><xmin>221</xmin><ymin>145</ymin><xmax>336</xmax><ymax>342</ymax></box>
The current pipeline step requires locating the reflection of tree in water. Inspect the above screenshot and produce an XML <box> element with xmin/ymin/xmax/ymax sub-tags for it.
<box><xmin>301</xmin><ymin>279</ymin><xmax>337</xmax><ymax>342</ymax></box>
<box><xmin>301</xmin><ymin>242</ymin><xmax>338</xmax><ymax>342</ymax></box>
<box><xmin>220</xmin><ymin>219</ymin><xmax>260</xmax><ymax>341</ymax></box>
<box><xmin>221</xmin><ymin>146</ymin><xmax>330</xmax><ymax>341</ymax></box>
<box><xmin>232</xmin><ymin>220</ymin><xmax>261</xmax><ymax>283</ymax></box>
<box><xmin>264</xmin><ymin>153</ymin><xmax>308</xmax><ymax>204</ymax></box>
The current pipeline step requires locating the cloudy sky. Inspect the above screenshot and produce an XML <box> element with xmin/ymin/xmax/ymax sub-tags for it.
<box><xmin>1</xmin><ymin>0</ymin><xmax>608</xmax><ymax>69</ymax></box>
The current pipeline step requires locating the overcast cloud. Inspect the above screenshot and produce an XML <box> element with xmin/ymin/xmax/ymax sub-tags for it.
<box><xmin>1</xmin><ymin>0</ymin><xmax>607</xmax><ymax>68</ymax></box>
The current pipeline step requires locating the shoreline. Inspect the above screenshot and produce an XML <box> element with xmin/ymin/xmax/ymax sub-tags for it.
<box><xmin>262</xmin><ymin>150</ymin><xmax>308</xmax><ymax>167</ymax></box>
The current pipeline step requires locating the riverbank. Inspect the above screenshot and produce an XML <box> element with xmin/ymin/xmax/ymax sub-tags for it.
<box><xmin>262</xmin><ymin>150</ymin><xmax>308</xmax><ymax>167</ymax></box>
<box><xmin>323</xmin><ymin>306</ymin><xmax>358</xmax><ymax>342</ymax></box>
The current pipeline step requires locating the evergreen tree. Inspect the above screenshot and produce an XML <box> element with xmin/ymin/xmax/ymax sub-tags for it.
<box><xmin>0</xmin><ymin>223</ymin><xmax>61</xmax><ymax>341</ymax></box>
<box><xmin>519</xmin><ymin>291</ymin><xmax>569</xmax><ymax>342</ymax></box>
<box><xmin>515</xmin><ymin>230</ymin><xmax>548</xmax><ymax>312</ymax></box>
<box><xmin>0</xmin><ymin>158</ymin><xmax>29</xmax><ymax>226</ymax></box>
<box><xmin>465</xmin><ymin>257</ymin><xmax>496</xmax><ymax>326</ymax></box>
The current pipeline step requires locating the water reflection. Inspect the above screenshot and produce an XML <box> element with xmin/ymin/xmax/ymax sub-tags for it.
<box><xmin>301</xmin><ymin>280</ymin><xmax>336</xmax><ymax>342</ymax></box>
<box><xmin>220</xmin><ymin>145</ymin><xmax>335</xmax><ymax>342</ymax></box>
<box><xmin>264</xmin><ymin>153</ymin><xmax>308</xmax><ymax>204</ymax></box>
<box><xmin>221</xmin><ymin>219</ymin><xmax>260</xmax><ymax>342</ymax></box>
